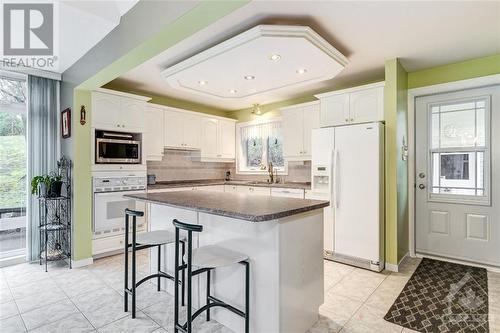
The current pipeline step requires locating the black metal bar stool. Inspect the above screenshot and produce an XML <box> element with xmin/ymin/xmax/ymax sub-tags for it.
<box><xmin>124</xmin><ymin>209</ymin><xmax>186</xmax><ymax>318</ymax></box>
<box><xmin>173</xmin><ymin>219</ymin><xmax>250</xmax><ymax>333</ymax></box>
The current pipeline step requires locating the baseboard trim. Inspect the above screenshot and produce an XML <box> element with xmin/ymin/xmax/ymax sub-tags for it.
<box><xmin>385</xmin><ymin>252</ymin><xmax>410</xmax><ymax>272</ymax></box>
<box><xmin>71</xmin><ymin>257</ymin><xmax>93</xmax><ymax>268</ymax></box>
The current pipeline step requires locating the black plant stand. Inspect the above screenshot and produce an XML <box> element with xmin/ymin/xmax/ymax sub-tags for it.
<box><xmin>38</xmin><ymin>157</ymin><xmax>72</xmax><ymax>272</ymax></box>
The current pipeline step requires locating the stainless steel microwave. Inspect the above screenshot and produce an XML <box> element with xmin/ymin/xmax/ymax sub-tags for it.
<box><xmin>95</xmin><ymin>131</ymin><xmax>141</xmax><ymax>164</ymax></box>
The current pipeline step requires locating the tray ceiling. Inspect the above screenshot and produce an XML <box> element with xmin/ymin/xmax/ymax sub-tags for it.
<box><xmin>160</xmin><ymin>25</ymin><xmax>347</xmax><ymax>106</ymax></box>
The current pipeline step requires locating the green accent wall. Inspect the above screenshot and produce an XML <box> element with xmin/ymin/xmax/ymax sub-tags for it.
<box><xmin>66</xmin><ymin>1</ymin><xmax>248</xmax><ymax>262</ymax></box>
<box><xmin>72</xmin><ymin>90</ymin><xmax>93</xmax><ymax>260</ymax></box>
<box><xmin>384</xmin><ymin>58</ymin><xmax>408</xmax><ymax>265</ymax></box>
<box><xmin>408</xmin><ymin>54</ymin><xmax>500</xmax><ymax>89</ymax></box>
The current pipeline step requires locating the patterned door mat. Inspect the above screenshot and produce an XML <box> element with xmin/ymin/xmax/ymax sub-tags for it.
<box><xmin>384</xmin><ymin>258</ymin><xmax>489</xmax><ymax>332</ymax></box>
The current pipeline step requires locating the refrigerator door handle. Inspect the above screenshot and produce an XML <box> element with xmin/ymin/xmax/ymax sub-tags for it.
<box><xmin>332</xmin><ymin>149</ymin><xmax>340</xmax><ymax>208</ymax></box>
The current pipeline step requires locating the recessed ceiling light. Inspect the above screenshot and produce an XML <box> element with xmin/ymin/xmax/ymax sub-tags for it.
<box><xmin>296</xmin><ymin>68</ymin><xmax>307</xmax><ymax>74</ymax></box>
<box><xmin>270</xmin><ymin>54</ymin><xmax>281</xmax><ymax>61</ymax></box>
<box><xmin>229</xmin><ymin>89</ymin><xmax>237</xmax><ymax>94</ymax></box>
<box><xmin>198</xmin><ymin>80</ymin><xmax>208</xmax><ymax>85</ymax></box>
<box><xmin>244</xmin><ymin>75</ymin><xmax>255</xmax><ymax>80</ymax></box>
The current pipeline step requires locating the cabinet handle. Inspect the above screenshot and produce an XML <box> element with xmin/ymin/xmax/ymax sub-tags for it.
<box><xmin>345</xmin><ymin>118</ymin><xmax>349</xmax><ymax>122</ymax></box>
<box><xmin>116</xmin><ymin>124</ymin><xmax>120</xmax><ymax>127</ymax></box>
<box><xmin>350</xmin><ymin>118</ymin><xmax>354</xmax><ymax>122</ymax></box>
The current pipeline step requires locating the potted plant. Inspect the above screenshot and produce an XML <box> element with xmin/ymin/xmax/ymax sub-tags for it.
<box><xmin>31</xmin><ymin>173</ymin><xmax>63</xmax><ymax>198</ymax></box>
<box><xmin>31</xmin><ymin>175</ymin><xmax>50</xmax><ymax>197</ymax></box>
<box><xmin>49</xmin><ymin>174</ymin><xmax>63</xmax><ymax>197</ymax></box>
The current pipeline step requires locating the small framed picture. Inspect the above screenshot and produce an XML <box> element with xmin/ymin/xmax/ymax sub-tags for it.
<box><xmin>61</xmin><ymin>108</ymin><xmax>71</xmax><ymax>138</ymax></box>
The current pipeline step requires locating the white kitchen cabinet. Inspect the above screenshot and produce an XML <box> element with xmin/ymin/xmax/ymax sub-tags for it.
<box><xmin>349</xmin><ymin>86</ymin><xmax>384</xmax><ymax>124</ymax></box>
<box><xmin>270</xmin><ymin>187</ymin><xmax>305</xmax><ymax>199</ymax></box>
<box><xmin>197</xmin><ymin>185</ymin><xmax>224</xmax><ymax>192</ymax></box>
<box><xmin>224</xmin><ymin>184</ymin><xmax>239</xmax><ymax>192</ymax></box>
<box><xmin>144</xmin><ymin>105</ymin><xmax>165</xmax><ymax>161</ymax></box>
<box><xmin>91</xmin><ymin>90</ymin><xmax>149</xmax><ymax>131</ymax></box>
<box><xmin>315</xmin><ymin>82</ymin><xmax>384</xmax><ymax>127</ymax></box>
<box><xmin>219</xmin><ymin>119</ymin><xmax>236</xmax><ymax>159</ymax></box>
<box><xmin>281</xmin><ymin>101</ymin><xmax>319</xmax><ymax>161</ymax></box>
<box><xmin>200</xmin><ymin>118</ymin><xmax>236</xmax><ymax>161</ymax></box>
<box><xmin>164</xmin><ymin>109</ymin><xmax>201</xmax><ymax>150</ymax></box>
<box><xmin>319</xmin><ymin>94</ymin><xmax>349</xmax><ymax>127</ymax></box>
<box><xmin>236</xmin><ymin>186</ymin><xmax>271</xmax><ymax>196</ymax></box>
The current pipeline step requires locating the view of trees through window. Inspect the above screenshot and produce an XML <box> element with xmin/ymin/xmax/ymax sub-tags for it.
<box><xmin>245</xmin><ymin>135</ymin><xmax>284</xmax><ymax>169</ymax></box>
<box><xmin>0</xmin><ymin>74</ymin><xmax>27</xmax><ymax>257</ymax></box>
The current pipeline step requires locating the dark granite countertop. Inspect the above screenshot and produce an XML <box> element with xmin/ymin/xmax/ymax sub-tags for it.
<box><xmin>125</xmin><ymin>191</ymin><xmax>328</xmax><ymax>222</ymax></box>
<box><xmin>147</xmin><ymin>179</ymin><xmax>311</xmax><ymax>191</ymax></box>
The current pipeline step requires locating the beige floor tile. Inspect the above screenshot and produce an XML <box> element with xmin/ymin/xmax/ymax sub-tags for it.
<box><xmin>308</xmin><ymin>314</ymin><xmax>343</xmax><ymax>333</ymax></box>
<box><xmin>0</xmin><ymin>314</ymin><xmax>26</xmax><ymax>332</ymax></box>
<box><xmin>328</xmin><ymin>268</ymin><xmax>386</xmax><ymax>302</ymax></box>
<box><xmin>97</xmin><ymin>311</ymin><xmax>159</xmax><ymax>333</ymax></box>
<box><xmin>342</xmin><ymin>304</ymin><xmax>403</xmax><ymax>333</ymax></box>
<box><xmin>321</xmin><ymin>293</ymin><xmax>363</xmax><ymax>325</ymax></box>
<box><xmin>401</xmin><ymin>328</ymin><xmax>420</xmax><ymax>333</ymax></box>
<box><xmin>364</xmin><ymin>274</ymin><xmax>409</xmax><ymax>312</ymax></box>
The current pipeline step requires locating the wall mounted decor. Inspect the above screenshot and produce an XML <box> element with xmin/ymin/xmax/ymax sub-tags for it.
<box><xmin>61</xmin><ymin>108</ymin><xmax>71</xmax><ymax>138</ymax></box>
<box><xmin>80</xmin><ymin>105</ymin><xmax>86</xmax><ymax>125</ymax></box>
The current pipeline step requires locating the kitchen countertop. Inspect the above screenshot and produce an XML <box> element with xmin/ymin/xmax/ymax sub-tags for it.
<box><xmin>147</xmin><ymin>179</ymin><xmax>311</xmax><ymax>191</ymax></box>
<box><xmin>126</xmin><ymin>191</ymin><xmax>328</xmax><ymax>222</ymax></box>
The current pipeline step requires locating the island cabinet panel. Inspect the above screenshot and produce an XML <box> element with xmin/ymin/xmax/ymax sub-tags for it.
<box><xmin>281</xmin><ymin>101</ymin><xmax>319</xmax><ymax>161</ymax></box>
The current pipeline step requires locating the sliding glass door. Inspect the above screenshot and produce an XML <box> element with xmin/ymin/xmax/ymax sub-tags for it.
<box><xmin>0</xmin><ymin>72</ymin><xmax>27</xmax><ymax>263</ymax></box>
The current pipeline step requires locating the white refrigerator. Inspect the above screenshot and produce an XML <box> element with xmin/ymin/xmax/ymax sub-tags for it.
<box><xmin>309</xmin><ymin>122</ymin><xmax>385</xmax><ymax>272</ymax></box>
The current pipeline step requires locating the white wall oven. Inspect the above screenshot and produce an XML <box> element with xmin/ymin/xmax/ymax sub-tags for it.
<box><xmin>95</xmin><ymin>130</ymin><xmax>141</xmax><ymax>164</ymax></box>
<box><xmin>93</xmin><ymin>175</ymin><xmax>146</xmax><ymax>240</ymax></box>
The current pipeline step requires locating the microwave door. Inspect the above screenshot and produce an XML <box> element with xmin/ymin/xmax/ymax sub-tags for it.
<box><xmin>96</xmin><ymin>138</ymin><xmax>141</xmax><ymax>163</ymax></box>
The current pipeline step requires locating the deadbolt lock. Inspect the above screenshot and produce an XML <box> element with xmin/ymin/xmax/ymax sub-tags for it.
<box><xmin>419</xmin><ymin>172</ymin><xmax>426</xmax><ymax>179</ymax></box>
<box><xmin>418</xmin><ymin>184</ymin><xmax>426</xmax><ymax>189</ymax></box>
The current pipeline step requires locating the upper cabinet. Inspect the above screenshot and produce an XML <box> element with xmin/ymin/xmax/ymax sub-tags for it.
<box><xmin>281</xmin><ymin>101</ymin><xmax>320</xmax><ymax>161</ymax></box>
<box><xmin>91</xmin><ymin>89</ymin><xmax>150</xmax><ymax>132</ymax></box>
<box><xmin>143</xmin><ymin>103</ymin><xmax>236</xmax><ymax>162</ymax></box>
<box><xmin>200</xmin><ymin>117</ymin><xmax>236</xmax><ymax>161</ymax></box>
<box><xmin>315</xmin><ymin>82</ymin><xmax>384</xmax><ymax>127</ymax></box>
<box><xmin>144</xmin><ymin>105</ymin><xmax>165</xmax><ymax>161</ymax></box>
<box><xmin>164</xmin><ymin>109</ymin><xmax>201</xmax><ymax>150</ymax></box>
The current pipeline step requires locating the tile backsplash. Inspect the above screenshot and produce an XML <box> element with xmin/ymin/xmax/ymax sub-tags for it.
<box><xmin>147</xmin><ymin>149</ymin><xmax>311</xmax><ymax>183</ymax></box>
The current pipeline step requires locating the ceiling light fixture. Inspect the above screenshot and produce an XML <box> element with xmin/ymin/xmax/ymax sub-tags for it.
<box><xmin>229</xmin><ymin>89</ymin><xmax>237</xmax><ymax>94</ymax></box>
<box><xmin>244</xmin><ymin>75</ymin><xmax>255</xmax><ymax>80</ymax></box>
<box><xmin>296</xmin><ymin>68</ymin><xmax>307</xmax><ymax>74</ymax></box>
<box><xmin>198</xmin><ymin>80</ymin><xmax>208</xmax><ymax>85</ymax></box>
<box><xmin>252</xmin><ymin>103</ymin><xmax>262</xmax><ymax>115</ymax></box>
<box><xmin>270</xmin><ymin>54</ymin><xmax>281</xmax><ymax>61</ymax></box>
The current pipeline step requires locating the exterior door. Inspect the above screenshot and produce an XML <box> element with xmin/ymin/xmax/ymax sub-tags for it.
<box><xmin>415</xmin><ymin>86</ymin><xmax>500</xmax><ymax>267</ymax></box>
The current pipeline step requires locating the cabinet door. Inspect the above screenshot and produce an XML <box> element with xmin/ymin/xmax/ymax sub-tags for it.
<box><xmin>236</xmin><ymin>186</ymin><xmax>270</xmax><ymax>196</ymax></box>
<box><xmin>349</xmin><ymin>87</ymin><xmax>384</xmax><ymax>123</ymax></box>
<box><xmin>218</xmin><ymin>119</ymin><xmax>235</xmax><ymax>159</ymax></box>
<box><xmin>319</xmin><ymin>94</ymin><xmax>350</xmax><ymax>127</ymax></box>
<box><xmin>144</xmin><ymin>106</ymin><xmax>164</xmax><ymax>161</ymax></box>
<box><xmin>182</xmin><ymin>114</ymin><xmax>201</xmax><ymax>149</ymax></box>
<box><xmin>224</xmin><ymin>185</ymin><xmax>239</xmax><ymax>192</ymax></box>
<box><xmin>164</xmin><ymin>110</ymin><xmax>184</xmax><ymax>148</ymax></box>
<box><xmin>91</xmin><ymin>92</ymin><xmax>121</xmax><ymax>129</ymax></box>
<box><xmin>200</xmin><ymin>118</ymin><xmax>219</xmax><ymax>159</ymax></box>
<box><xmin>282</xmin><ymin>107</ymin><xmax>304</xmax><ymax>158</ymax></box>
<box><xmin>197</xmin><ymin>185</ymin><xmax>224</xmax><ymax>192</ymax></box>
<box><xmin>302</xmin><ymin>104</ymin><xmax>320</xmax><ymax>158</ymax></box>
<box><xmin>121</xmin><ymin>98</ymin><xmax>145</xmax><ymax>131</ymax></box>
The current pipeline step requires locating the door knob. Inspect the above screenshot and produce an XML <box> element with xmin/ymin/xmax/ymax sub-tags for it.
<box><xmin>419</xmin><ymin>172</ymin><xmax>426</xmax><ymax>179</ymax></box>
<box><xmin>418</xmin><ymin>184</ymin><xmax>426</xmax><ymax>189</ymax></box>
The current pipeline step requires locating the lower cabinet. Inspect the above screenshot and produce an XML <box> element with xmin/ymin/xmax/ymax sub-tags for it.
<box><xmin>236</xmin><ymin>186</ymin><xmax>271</xmax><ymax>196</ymax></box>
<box><xmin>270</xmin><ymin>187</ymin><xmax>305</xmax><ymax>199</ymax></box>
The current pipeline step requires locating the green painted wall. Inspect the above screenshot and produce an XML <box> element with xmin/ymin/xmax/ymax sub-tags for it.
<box><xmin>384</xmin><ymin>58</ymin><xmax>408</xmax><ymax>265</ymax></box>
<box><xmin>407</xmin><ymin>54</ymin><xmax>500</xmax><ymax>89</ymax></box>
<box><xmin>72</xmin><ymin>90</ymin><xmax>93</xmax><ymax>260</ymax></box>
<box><xmin>64</xmin><ymin>1</ymin><xmax>249</xmax><ymax>262</ymax></box>
<box><xmin>102</xmin><ymin>83</ymin><xmax>229</xmax><ymax>118</ymax></box>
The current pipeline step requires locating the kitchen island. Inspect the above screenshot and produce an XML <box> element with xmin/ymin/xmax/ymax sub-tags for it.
<box><xmin>126</xmin><ymin>191</ymin><xmax>329</xmax><ymax>333</ymax></box>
